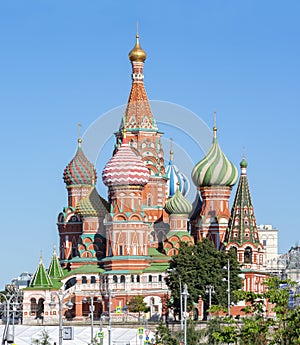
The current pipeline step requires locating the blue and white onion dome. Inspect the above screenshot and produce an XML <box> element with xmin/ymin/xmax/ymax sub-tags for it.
<box><xmin>165</xmin><ymin>148</ymin><xmax>190</xmax><ymax>198</ymax></box>
<box><xmin>191</xmin><ymin>126</ymin><xmax>238</xmax><ymax>188</ymax></box>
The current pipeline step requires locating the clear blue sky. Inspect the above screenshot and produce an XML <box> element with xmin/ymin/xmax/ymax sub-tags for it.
<box><xmin>0</xmin><ymin>1</ymin><xmax>299</xmax><ymax>290</ymax></box>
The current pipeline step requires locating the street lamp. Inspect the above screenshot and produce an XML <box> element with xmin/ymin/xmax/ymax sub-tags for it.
<box><xmin>104</xmin><ymin>290</ymin><xmax>114</xmax><ymax>345</ymax></box>
<box><xmin>82</xmin><ymin>294</ymin><xmax>101</xmax><ymax>345</ymax></box>
<box><xmin>181</xmin><ymin>284</ymin><xmax>189</xmax><ymax>345</ymax></box>
<box><xmin>0</xmin><ymin>291</ymin><xmax>21</xmax><ymax>345</ymax></box>
<box><xmin>222</xmin><ymin>259</ymin><xmax>231</xmax><ymax>316</ymax></box>
<box><xmin>168</xmin><ymin>268</ymin><xmax>183</xmax><ymax>330</ymax></box>
<box><xmin>205</xmin><ymin>285</ymin><xmax>215</xmax><ymax>320</ymax></box>
<box><xmin>49</xmin><ymin>290</ymin><xmax>73</xmax><ymax>345</ymax></box>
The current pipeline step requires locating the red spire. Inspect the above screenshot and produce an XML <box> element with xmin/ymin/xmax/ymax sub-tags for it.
<box><xmin>120</xmin><ymin>34</ymin><xmax>158</xmax><ymax>132</ymax></box>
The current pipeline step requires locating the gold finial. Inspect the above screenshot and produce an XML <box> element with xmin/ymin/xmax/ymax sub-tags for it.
<box><xmin>136</xmin><ymin>21</ymin><xmax>139</xmax><ymax>37</ymax></box>
<box><xmin>128</xmin><ymin>26</ymin><xmax>147</xmax><ymax>62</ymax></box>
<box><xmin>213</xmin><ymin>110</ymin><xmax>217</xmax><ymax>139</ymax></box>
<box><xmin>40</xmin><ymin>250</ymin><xmax>43</xmax><ymax>262</ymax></box>
<box><xmin>169</xmin><ymin>138</ymin><xmax>174</xmax><ymax>161</ymax></box>
<box><xmin>176</xmin><ymin>182</ymin><xmax>180</xmax><ymax>191</ymax></box>
<box><xmin>53</xmin><ymin>244</ymin><xmax>56</xmax><ymax>255</ymax></box>
<box><xmin>78</xmin><ymin>123</ymin><xmax>82</xmax><ymax>146</ymax></box>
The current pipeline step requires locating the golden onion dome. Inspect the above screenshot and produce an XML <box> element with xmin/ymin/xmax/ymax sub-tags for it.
<box><xmin>128</xmin><ymin>34</ymin><xmax>147</xmax><ymax>62</ymax></box>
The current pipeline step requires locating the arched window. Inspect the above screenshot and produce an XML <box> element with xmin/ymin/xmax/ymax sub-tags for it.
<box><xmin>113</xmin><ymin>275</ymin><xmax>118</xmax><ymax>283</ymax></box>
<box><xmin>30</xmin><ymin>298</ymin><xmax>37</xmax><ymax>313</ymax></box>
<box><xmin>37</xmin><ymin>298</ymin><xmax>45</xmax><ymax>319</ymax></box>
<box><xmin>148</xmin><ymin>275</ymin><xmax>153</xmax><ymax>282</ymax></box>
<box><xmin>120</xmin><ymin>275</ymin><xmax>125</xmax><ymax>283</ymax></box>
<box><xmin>244</xmin><ymin>247</ymin><xmax>252</xmax><ymax>263</ymax></box>
<box><xmin>150</xmin><ymin>231</ymin><xmax>156</xmax><ymax>242</ymax></box>
<box><xmin>72</xmin><ymin>244</ymin><xmax>77</xmax><ymax>258</ymax></box>
<box><xmin>91</xmin><ymin>276</ymin><xmax>96</xmax><ymax>284</ymax></box>
<box><xmin>131</xmin><ymin>275</ymin><xmax>135</xmax><ymax>283</ymax></box>
<box><xmin>136</xmin><ymin>275</ymin><xmax>140</xmax><ymax>283</ymax></box>
<box><xmin>158</xmin><ymin>275</ymin><xmax>162</xmax><ymax>282</ymax></box>
<box><xmin>147</xmin><ymin>194</ymin><xmax>152</xmax><ymax>207</ymax></box>
<box><xmin>82</xmin><ymin>276</ymin><xmax>87</xmax><ymax>284</ymax></box>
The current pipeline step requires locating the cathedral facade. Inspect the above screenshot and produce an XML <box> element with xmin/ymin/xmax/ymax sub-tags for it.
<box><xmin>22</xmin><ymin>34</ymin><xmax>267</xmax><ymax>324</ymax></box>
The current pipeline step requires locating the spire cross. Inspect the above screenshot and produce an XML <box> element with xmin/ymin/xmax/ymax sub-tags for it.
<box><xmin>77</xmin><ymin>123</ymin><xmax>82</xmax><ymax>139</ymax></box>
<box><xmin>170</xmin><ymin>137</ymin><xmax>174</xmax><ymax>161</ymax></box>
<box><xmin>136</xmin><ymin>21</ymin><xmax>139</xmax><ymax>38</ymax></box>
<box><xmin>40</xmin><ymin>250</ymin><xmax>43</xmax><ymax>262</ymax></box>
<box><xmin>77</xmin><ymin>123</ymin><xmax>82</xmax><ymax>145</ymax></box>
<box><xmin>213</xmin><ymin>110</ymin><xmax>217</xmax><ymax>139</ymax></box>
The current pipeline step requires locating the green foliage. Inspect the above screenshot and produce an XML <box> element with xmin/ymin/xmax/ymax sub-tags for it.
<box><xmin>155</xmin><ymin>321</ymin><xmax>179</xmax><ymax>345</ymax></box>
<box><xmin>155</xmin><ymin>320</ymin><xmax>207</xmax><ymax>345</ymax></box>
<box><xmin>208</xmin><ymin>317</ymin><xmax>237</xmax><ymax>345</ymax></box>
<box><xmin>186</xmin><ymin>320</ymin><xmax>208</xmax><ymax>345</ymax></box>
<box><xmin>157</xmin><ymin>276</ymin><xmax>300</xmax><ymax>344</ymax></box>
<box><xmin>127</xmin><ymin>295</ymin><xmax>150</xmax><ymax>314</ymax></box>
<box><xmin>233</xmin><ymin>276</ymin><xmax>300</xmax><ymax>345</ymax></box>
<box><xmin>31</xmin><ymin>328</ymin><xmax>52</xmax><ymax>345</ymax></box>
<box><xmin>166</xmin><ymin>239</ymin><xmax>242</xmax><ymax>316</ymax></box>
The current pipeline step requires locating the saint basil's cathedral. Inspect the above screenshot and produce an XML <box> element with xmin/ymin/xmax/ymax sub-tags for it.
<box><xmin>22</xmin><ymin>34</ymin><xmax>267</xmax><ymax>324</ymax></box>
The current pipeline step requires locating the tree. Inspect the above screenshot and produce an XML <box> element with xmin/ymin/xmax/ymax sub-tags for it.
<box><xmin>166</xmin><ymin>239</ymin><xmax>242</xmax><ymax>318</ymax></box>
<box><xmin>127</xmin><ymin>295</ymin><xmax>150</xmax><ymax>315</ymax></box>
<box><xmin>155</xmin><ymin>320</ymin><xmax>206</xmax><ymax>345</ymax></box>
<box><xmin>155</xmin><ymin>321</ymin><xmax>179</xmax><ymax>345</ymax></box>
<box><xmin>31</xmin><ymin>328</ymin><xmax>52</xmax><ymax>345</ymax></box>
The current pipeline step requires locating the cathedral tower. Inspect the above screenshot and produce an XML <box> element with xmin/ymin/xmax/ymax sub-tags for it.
<box><xmin>115</xmin><ymin>34</ymin><xmax>168</xmax><ymax>225</ymax></box>
<box><xmin>102</xmin><ymin>134</ymin><xmax>151</xmax><ymax>270</ymax></box>
<box><xmin>225</xmin><ymin>158</ymin><xmax>265</xmax><ymax>292</ymax></box>
<box><xmin>191</xmin><ymin>120</ymin><xmax>238</xmax><ymax>249</ymax></box>
<box><xmin>58</xmin><ymin>137</ymin><xmax>108</xmax><ymax>265</ymax></box>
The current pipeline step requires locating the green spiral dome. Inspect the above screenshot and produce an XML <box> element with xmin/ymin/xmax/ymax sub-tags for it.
<box><xmin>165</xmin><ymin>188</ymin><xmax>192</xmax><ymax>215</ymax></box>
<box><xmin>192</xmin><ymin>135</ymin><xmax>238</xmax><ymax>188</ymax></box>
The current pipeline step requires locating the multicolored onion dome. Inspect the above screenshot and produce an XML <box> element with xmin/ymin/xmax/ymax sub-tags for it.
<box><xmin>102</xmin><ymin>142</ymin><xmax>150</xmax><ymax>187</ymax></box>
<box><xmin>165</xmin><ymin>152</ymin><xmax>190</xmax><ymax>198</ymax></box>
<box><xmin>63</xmin><ymin>139</ymin><xmax>97</xmax><ymax>186</ymax></box>
<box><xmin>191</xmin><ymin>129</ymin><xmax>238</xmax><ymax>188</ymax></box>
<box><xmin>165</xmin><ymin>188</ymin><xmax>192</xmax><ymax>215</ymax></box>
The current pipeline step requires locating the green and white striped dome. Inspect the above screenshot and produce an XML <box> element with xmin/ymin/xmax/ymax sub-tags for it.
<box><xmin>165</xmin><ymin>188</ymin><xmax>192</xmax><ymax>215</ymax></box>
<box><xmin>192</xmin><ymin>129</ymin><xmax>238</xmax><ymax>188</ymax></box>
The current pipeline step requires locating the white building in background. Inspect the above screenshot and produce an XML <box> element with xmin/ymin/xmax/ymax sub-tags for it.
<box><xmin>257</xmin><ymin>224</ymin><xmax>281</xmax><ymax>273</ymax></box>
<box><xmin>11</xmin><ymin>272</ymin><xmax>32</xmax><ymax>289</ymax></box>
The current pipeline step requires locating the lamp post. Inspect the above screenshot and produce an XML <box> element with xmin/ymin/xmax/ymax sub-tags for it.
<box><xmin>83</xmin><ymin>294</ymin><xmax>101</xmax><ymax>345</ymax></box>
<box><xmin>181</xmin><ymin>284</ymin><xmax>189</xmax><ymax>345</ymax></box>
<box><xmin>104</xmin><ymin>290</ymin><xmax>114</xmax><ymax>345</ymax></box>
<box><xmin>205</xmin><ymin>285</ymin><xmax>215</xmax><ymax>320</ymax></box>
<box><xmin>178</xmin><ymin>275</ymin><xmax>183</xmax><ymax>331</ymax></box>
<box><xmin>0</xmin><ymin>291</ymin><xmax>20</xmax><ymax>345</ymax></box>
<box><xmin>223</xmin><ymin>259</ymin><xmax>231</xmax><ymax>316</ymax></box>
<box><xmin>49</xmin><ymin>290</ymin><xmax>73</xmax><ymax>345</ymax></box>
